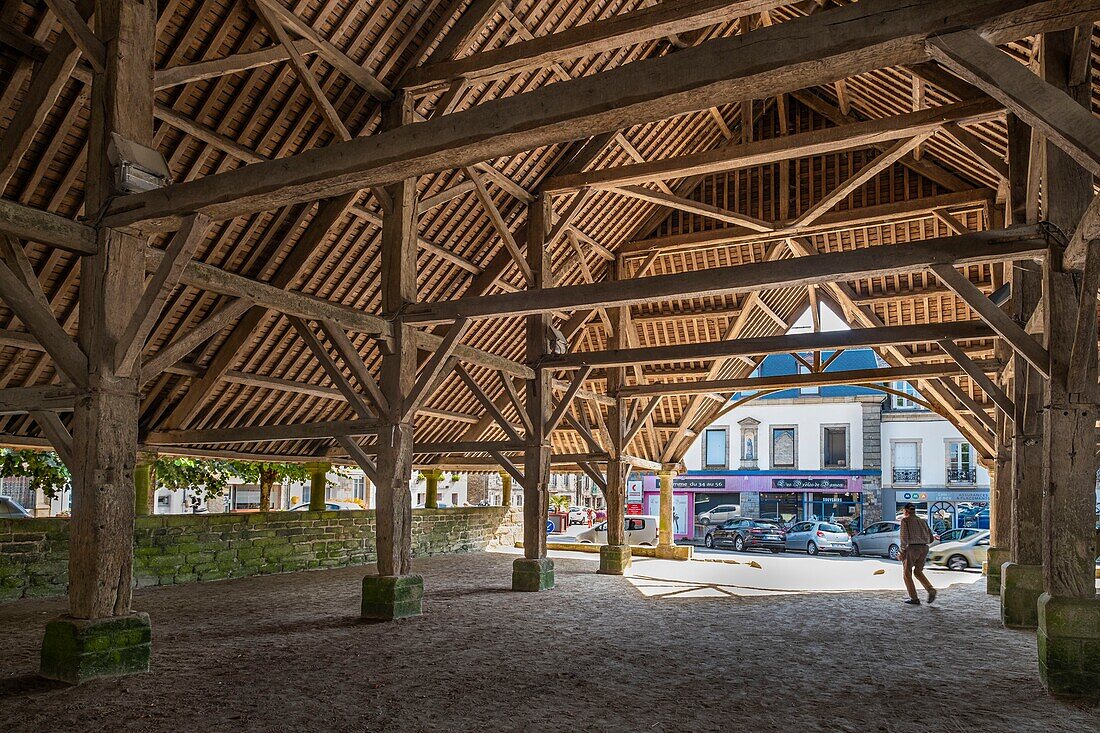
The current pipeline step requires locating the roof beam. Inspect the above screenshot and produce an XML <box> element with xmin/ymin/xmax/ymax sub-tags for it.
<box><xmin>146</xmin><ymin>417</ymin><xmax>381</xmax><ymax>446</ymax></box>
<box><xmin>401</xmin><ymin>0</ymin><xmax>790</xmax><ymax>93</ymax></box>
<box><xmin>927</xmin><ymin>29</ymin><xmax>1100</xmax><ymax>178</ymax></box>
<box><xmin>103</xmin><ymin>0</ymin><xmax>1099</xmax><ymax>233</ymax></box>
<box><xmin>403</xmin><ymin>225</ymin><xmax>1048</xmax><ymax>323</ymax></box>
<box><xmin>545</xmin><ymin>321</ymin><xmax>995</xmax><ymax>369</ymax></box>
<box><xmin>0</xmin><ymin>198</ymin><xmax>98</xmax><ymax>255</ymax></box>
<box><xmin>619</xmin><ymin>360</ymin><xmax>1001</xmax><ymax>398</ymax></box>
<box><xmin>544</xmin><ymin>98</ymin><xmax>1002</xmax><ymax>192</ymax></box>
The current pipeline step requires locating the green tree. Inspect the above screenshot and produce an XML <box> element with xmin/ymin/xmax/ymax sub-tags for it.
<box><xmin>550</xmin><ymin>494</ymin><xmax>571</xmax><ymax>513</ymax></box>
<box><xmin>0</xmin><ymin>449</ymin><xmax>69</xmax><ymax>499</ymax></box>
<box><xmin>153</xmin><ymin>457</ymin><xmax>234</xmax><ymax>502</ymax></box>
<box><xmin>228</xmin><ymin>461</ymin><xmax>312</xmax><ymax>511</ymax></box>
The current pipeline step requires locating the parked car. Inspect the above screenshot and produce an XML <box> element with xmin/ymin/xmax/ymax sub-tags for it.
<box><xmin>568</xmin><ymin>506</ymin><xmax>589</xmax><ymax>525</ymax></box>
<box><xmin>851</xmin><ymin>520</ymin><xmax>903</xmax><ymax>560</ymax></box>
<box><xmin>930</xmin><ymin>530</ymin><xmax>990</xmax><ymax>571</ymax></box>
<box><xmin>961</xmin><ymin>507</ymin><xmax>990</xmax><ymax>529</ymax></box>
<box><xmin>785</xmin><ymin>521</ymin><xmax>853</xmax><ymax>556</ymax></box>
<box><xmin>697</xmin><ymin>504</ymin><xmax>741</xmax><ymax>526</ymax></box>
<box><xmin>704</xmin><ymin>517</ymin><xmax>786</xmax><ymax>553</ymax></box>
<box><xmin>576</xmin><ymin>515</ymin><xmax>659</xmax><ymax>546</ymax></box>
<box><xmin>290</xmin><ymin>501</ymin><xmax>362</xmax><ymax>511</ymax></box>
<box><xmin>932</xmin><ymin>527</ymin><xmax>983</xmax><ymax>546</ymax></box>
<box><xmin>0</xmin><ymin>496</ymin><xmax>31</xmax><ymax>519</ymax></box>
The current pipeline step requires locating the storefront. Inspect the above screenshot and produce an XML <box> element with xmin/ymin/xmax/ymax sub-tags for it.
<box><xmin>887</xmin><ymin>488</ymin><xmax>990</xmax><ymax>533</ymax></box>
<box><xmin>641</xmin><ymin>471</ymin><xmax>870</xmax><ymax>540</ymax></box>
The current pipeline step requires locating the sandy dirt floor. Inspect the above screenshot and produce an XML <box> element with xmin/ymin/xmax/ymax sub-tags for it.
<box><xmin>1</xmin><ymin>550</ymin><xmax>1098</xmax><ymax>733</ymax></box>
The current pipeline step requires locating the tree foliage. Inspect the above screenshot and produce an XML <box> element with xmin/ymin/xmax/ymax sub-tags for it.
<box><xmin>227</xmin><ymin>461</ymin><xmax>313</xmax><ymax>511</ymax></box>
<box><xmin>0</xmin><ymin>449</ymin><xmax>70</xmax><ymax>499</ymax></box>
<box><xmin>152</xmin><ymin>457</ymin><xmax>235</xmax><ymax>501</ymax></box>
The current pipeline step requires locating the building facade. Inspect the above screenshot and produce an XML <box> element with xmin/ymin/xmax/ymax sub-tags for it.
<box><xmin>665</xmin><ymin>346</ymin><xmax>991</xmax><ymax>541</ymax></box>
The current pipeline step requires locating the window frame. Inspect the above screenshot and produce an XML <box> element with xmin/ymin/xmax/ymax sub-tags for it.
<box><xmin>770</xmin><ymin>425</ymin><xmax>798</xmax><ymax>469</ymax></box>
<box><xmin>820</xmin><ymin>424</ymin><xmax>850</xmax><ymax>469</ymax></box>
<box><xmin>702</xmin><ymin>426</ymin><xmax>730</xmax><ymax>470</ymax></box>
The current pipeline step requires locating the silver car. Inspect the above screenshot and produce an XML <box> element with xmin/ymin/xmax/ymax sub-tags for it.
<box><xmin>785</xmin><ymin>520</ymin><xmax>853</xmax><ymax>555</ymax></box>
<box><xmin>851</xmin><ymin>520</ymin><xmax>903</xmax><ymax>560</ymax></box>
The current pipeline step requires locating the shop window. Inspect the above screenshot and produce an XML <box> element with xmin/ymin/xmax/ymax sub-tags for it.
<box><xmin>947</xmin><ymin>441</ymin><xmax>976</xmax><ymax>484</ymax></box>
<box><xmin>703</xmin><ymin>427</ymin><xmax>729</xmax><ymax>469</ymax></box>
<box><xmin>822</xmin><ymin>426</ymin><xmax>848</xmax><ymax>468</ymax></box>
<box><xmin>891</xmin><ymin>381</ymin><xmax>923</xmax><ymax>410</ymax></box>
<box><xmin>892</xmin><ymin>440</ymin><xmax>920</xmax><ymax>484</ymax></box>
<box><xmin>771</xmin><ymin>427</ymin><xmax>796</xmax><ymax>468</ymax></box>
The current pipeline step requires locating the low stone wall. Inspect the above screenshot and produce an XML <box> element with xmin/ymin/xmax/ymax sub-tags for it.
<box><xmin>0</xmin><ymin>507</ymin><xmax>522</xmax><ymax>602</ymax></box>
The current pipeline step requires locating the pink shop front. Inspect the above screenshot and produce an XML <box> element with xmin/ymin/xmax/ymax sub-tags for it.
<box><xmin>637</xmin><ymin>472</ymin><xmax>870</xmax><ymax>541</ymax></box>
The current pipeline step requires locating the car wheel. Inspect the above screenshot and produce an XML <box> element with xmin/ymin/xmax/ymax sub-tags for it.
<box><xmin>807</xmin><ymin>541</ymin><xmax>819</xmax><ymax>556</ymax></box>
<box><xmin>733</xmin><ymin>536</ymin><xmax>746</xmax><ymax>552</ymax></box>
<box><xmin>947</xmin><ymin>554</ymin><xmax>969</xmax><ymax>571</ymax></box>
<box><xmin>704</xmin><ymin>534</ymin><xmax>715</xmax><ymax>549</ymax></box>
<box><xmin>699</xmin><ymin>517</ymin><xmax>710</xmax><ymax>525</ymax></box>
<box><xmin>888</xmin><ymin>544</ymin><xmax>901</xmax><ymax>561</ymax></box>
<box><xmin>851</xmin><ymin>543</ymin><xmax>861</xmax><ymax>557</ymax></box>
<box><xmin>640</xmin><ymin>542</ymin><xmax>652</xmax><ymax>547</ymax></box>
<box><xmin>770</xmin><ymin>548</ymin><xmax>782</xmax><ymax>554</ymax></box>
<box><xmin>840</xmin><ymin>551</ymin><xmax>851</xmax><ymax>557</ymax></box>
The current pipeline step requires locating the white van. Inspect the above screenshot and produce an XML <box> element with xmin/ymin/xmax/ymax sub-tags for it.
<box><xmin>575</xmin><ymin>515</ymin><xmax>659</xmax><ymax>546</ymax></box>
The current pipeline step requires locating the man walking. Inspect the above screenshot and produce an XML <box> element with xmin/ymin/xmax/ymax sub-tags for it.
<box><xmin>899</xmin><ymin>503</ymin><xmax>936</xmax><ymax>605</ymax></box>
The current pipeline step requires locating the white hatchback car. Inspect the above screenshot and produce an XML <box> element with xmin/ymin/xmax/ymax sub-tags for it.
<box><xmin>697</xmin><ymin>504</ymin><xmax>741</xmax><ymax>526</ymax></box>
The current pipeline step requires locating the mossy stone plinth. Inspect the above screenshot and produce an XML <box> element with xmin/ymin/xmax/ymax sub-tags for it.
<box><xmin>985</xmin><ymin>547</ymin><xmax>1010</xmax><ymax>596</ymax></box>
<box><xmin>512</xmin><ymin>558</ymin><xmax>554</xmax><ymax>591</ymax></box>
<box><xmin>1001</xmin><ymin>562</ymin><xmax>1043</xmax><ymax>629</ymax></box>
<box><xmin>40</xmin><ymin>613</ymin><xmax>151</xmax><ymax>684</ymax></box>
<box><xmin>361</xmin><ymin>574</ymin><xmax>423</xmax><ymax>620</ymax></box>
<box><xmin>1037</xmin><ymin>593</ymin><xmax>1100</xmax><ymax>698</ymax></box>
<box><xmin>598</xmin><ymin>544</ymin><xmax>632</xmax><ymax>575</ymax></box>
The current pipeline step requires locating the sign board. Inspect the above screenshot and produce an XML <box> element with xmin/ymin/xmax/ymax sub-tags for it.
<box><xmin>771</xmin><ymin>478</ymin><xmax>848</xmax><ymax>491</ymax></box>
<box><xmin>546</xmin><ymin>520</ymin><xmax>555</xmax><ymax>533</ymax></box>
<box><xmin>672</xmin><ymin>477</ymin><xmax>726</xmax><ymax>490</ymax></box>
<box><xmin>896</xmin><ymin>490</ymin><xmax>990</xmax><ymax>503</ymax></box>
<box><xmin>627</xmin><ymin>480</ymin><xmax>644</xmax><ymax>503</ymax></box>
<box><xmin>627</xmin><ymin>503</ymin><xmax>644</xmax><ymax>515</ymax></box>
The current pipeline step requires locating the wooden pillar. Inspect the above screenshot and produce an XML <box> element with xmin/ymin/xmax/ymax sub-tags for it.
<box><xmin>512</xmin><ymin>194</ymin><xmax>554</xmax><ymax>592</ymax></box>
<box><xmin>362</xmin><ymin>91</ymin><xmax>420</xmax><ymax>619</ymax></box>
<box><xmin>40</xmin><ymin>0</ymin><xmax>154</xmax><ymax>684</ymax></box>
<box><xmin>1035</xmin><ymin>29</ymin><xmax>1100</xmax><ymax>698</ymax></box>
<box><xmin>306</xmin><ymin>462</ymin><xmax>330</xmax><ymax>511</ymax></box>
<box><xmin>499</xmin><ymin>470</ymin><xmax>513</xmax><ymax>507</ymax></box>
<box><xmin>599</xmin><ymin>257</ymin><xmax>631</xmax><ymax>575</ymax></box>
<box><xmin>1001</xmin><ymin>113</ymin><xmax>1045</xmax><ymax>629</ymax></box>
<box><xmin>133</xmin><ymin>453</ymin><xmax>156</xmax><ymax>518</ymax></box>
<box><xmin>424</xmin><ymin>469</ymin><xmax>443</xmax><ymax>509</ymax></box>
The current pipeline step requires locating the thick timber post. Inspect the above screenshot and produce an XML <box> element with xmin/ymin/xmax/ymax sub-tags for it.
<box><xmin>1001</xmin><ymin>112</ymin><xmax>1045</xmax><ymax>629</ymax></box>
<box><xmin>306</xmin><ymin>462</ymin><xmax>330</xmax><ymax>511</ymax></box>
<box><xmin>512</xmin><ymin>193</ymin><xmax>554</xmax><ymax>592</ymax></box>
<box><xmin>362</xmin><ymin>91</ymin><xmax>421</xmax><ymax>620</ymax></box>
<box><xmin>40</xmin><ymin>0</ymin><xmax>154</xmax><ymax>684</ymax></box>
<box><xmin>599</xmin><ymin>256</ymin><xmax>632</xmax><ymax>576</ymax></box>
<box><xmin>1035</xmin><ymin>29</ymin><xmax>1100</xmax><ymax>698</ymax></box>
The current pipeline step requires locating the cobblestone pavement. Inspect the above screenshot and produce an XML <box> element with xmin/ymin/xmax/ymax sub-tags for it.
<box><xmin>1</xmin><ymin>551</ymin><xmax>1098</xmax><ymax>732</ymax></box>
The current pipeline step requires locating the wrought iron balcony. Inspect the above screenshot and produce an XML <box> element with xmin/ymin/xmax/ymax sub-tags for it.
<box><xmin>892</xmin><ymin>468</ymin><xmax>920</xmax><ymax>484</ymax></box>
<box><xmin>947</xmin><ymin>467</ymin><xmax>977</xmax><ymax>484</ymax></box>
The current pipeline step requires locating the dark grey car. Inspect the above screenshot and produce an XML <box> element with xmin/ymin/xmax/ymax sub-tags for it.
<box><xmin>851</xmin><ymin>520</ymin><xmax>902</xmax><ymax>560</ymax></box>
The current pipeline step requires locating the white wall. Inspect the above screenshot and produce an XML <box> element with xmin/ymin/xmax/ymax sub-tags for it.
<box><xmin>881</xmin><ymin>416</ymin><xmax>990</xmax><ymax>487</ymax></box>
<box><xmin>684</xmin><ymin>400</ymin><xmax>866</xmax><ymax>471</ymax></box>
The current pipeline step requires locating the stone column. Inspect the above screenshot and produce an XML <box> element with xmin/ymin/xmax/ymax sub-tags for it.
<box><xmin>423</xmin><ymin>469</ymin><xmax>443</xmax><ymax>509</ymax></box>
<box><xmin>306</xmin><ymin>462</ymin><xmax>330</xmax><ymax>511</ymax></box>
<box><xmin>133</xmin><ymin>453</ymin><xmax>156</xmax><ymax>517</ymax></box>
<box><xmin>655</xmin><ymin>466</ymin><xmax>685</xmax><ymax>560</ymax></box>
<box><xmin>499</xmin><ymin>471</ymin><xmax>512</xmax><ymax>507</ymax></box>
<box><xmin>1034</xmin><ymin>30</ymin><xmax>1100</xmax><ymax>698</ymax></box>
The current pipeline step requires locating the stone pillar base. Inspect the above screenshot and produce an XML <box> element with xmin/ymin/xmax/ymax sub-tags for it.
<box><xmin>1037</xmin><ymin>593</ymin><xmax>1100</xmax><ymax>698</ymax></box>
<box><xmin>1001</xmin><ymin>562</ymin><xmax>1043</xmax><ymax>629</ymax></box>
<box><xmin>40</xmin><ymin>613</ymin><xmax>151</xmax><ymax>684</ymax></box>
<box><xmin>512</xmin><ymin>558</ymin><xmax>554</xmax><ymax>592</ymax></box>
<box><xmin>362</xmin><ymin>574</ymin><xmax>423</xmax><ymax>620</ymax></box>
<box><xmin>598</xmin><ymin>544</ymin><xmax>632</xmax><ymax>575</ymax></box>
<box><xmin>985</xmin><ymin>546</ymin><xmax>1010</xmax><ymax>596</ymax></box>
<box><xmin>654</xmin><ymin>544</ymin><xmax>693</xmax><ymax>560</ymax></box>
